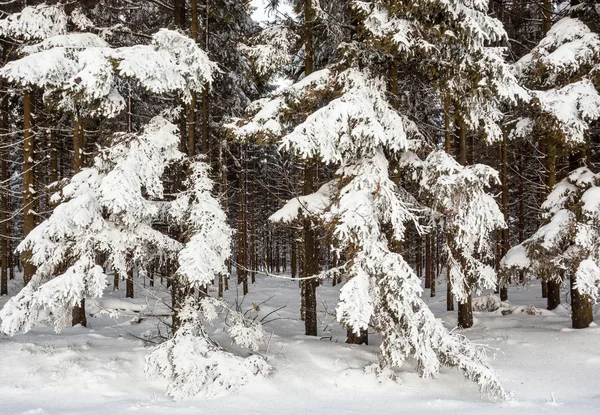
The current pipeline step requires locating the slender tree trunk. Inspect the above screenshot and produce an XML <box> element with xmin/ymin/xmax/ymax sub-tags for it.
<box><xmin>457</xmin><ymin>117</ymin><xmax>473</xmax><ymax>329</ymax></box>
<box><xmin>500</xmin><ymin>129</ymin><xmax>509</xmax><ymax>301</ymax></box>
<box><xmin>291</xmin><ymin>230</ymin><xmax>297</xmax><ymax>279</ymax></box>
<box><xmin>431</xmin><ymin>233</ymin><xmax>437</xmax><ymax>297</ymax></box>
<box><xmin>300</xmin><ymin>0</ymin><xmax>318</xmax><ymax>336</ymax></box>
<box><xmin>518</xmin><ymin>147</ymin><xmax>525</xmax><ymax>284</ymax></box>
<box><xmin>425</xmin><ymin>235</ymin><xmax>432</xmax><ymax>289</ymax></box>
<box><xmin>444</xmin><ymin>95</ymin><xmax>454</xmax><ymax>310</ymax></box>
<box><xmin>546</xmin><ymin>139</ymin><xmax>561</xmax><ymax>310</ymax></box>
<box><xmin>251</xmin><ymin>178</ymin><xmax>256</xmax><ymax>284</ymax></box>
<box><xmin>0</xmin><ymin>74</ymin><xmax>8</xmax><ymax>296</ymax></box>
<box><xmin>302</xmin><ymin>162</ymin><xmax>318</xmax><ymax>336</ymax></box>
<box><xmin>23</xmin><ymin>89</ymin><xmax>36</xmax><ymax>286</ymax></box>
<box><xmin>71</xmin><ymin>116</ymin><xmax>87</xmax><ymax>327</ymax></box>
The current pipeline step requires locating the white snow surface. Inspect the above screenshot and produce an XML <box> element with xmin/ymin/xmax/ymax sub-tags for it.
<box><xmin>1</xmin><ymin>275</ymin><xmax>600</xmax><ymax>414</ymax></box>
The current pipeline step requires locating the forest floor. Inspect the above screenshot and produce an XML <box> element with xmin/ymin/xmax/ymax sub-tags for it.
<box><xmin>1</xmin><ymin>273</ymin><xmax>599</xmax><ymax>414</ymax></box>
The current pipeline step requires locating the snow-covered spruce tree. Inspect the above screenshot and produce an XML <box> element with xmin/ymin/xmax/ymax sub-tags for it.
<box><xmin>146</xmin><ymin>160</ymin><xmax>271</xmax><ymax>399</ymax></box>
<box><xmin>241</xmin><ymin>0</ymin><xmax>350</xmax><ymax>336</ymax></box>
<box><xmin>0</xmin><ymin>3</ymin><xmax>217</xmax><ymax>325</ymax></box>
<box><xmin>0</xmin><ymin>116</ymin><xmax>270</xmax><ymax>398</ymax></box>
<box><xmin>511</xmin><ymin>9</ymin><xmax>600</xmax><ymax>310</ymax></box>
<box><xmin>418</xmin><ymin>151</ymin><xmax>505</xmax><ymax>321</ymax></box>
<box><xmin>352</xmin><ymin>0</ymin><xmax>527</xmax><ymax>328</ymax></box>
<box><xmin>0</xmin><ymin>116</ymin><xmax>183</xmax><ymax>335</ymax></box>
<box><xmin>502</xmin><ymin>167</ymin><xmax>600</xmax><ymax>328</ymax></box>
<box><xmin>228</xmin><ymin>15</ymin><xmax>507</xmax><ymax>402</ymax></box>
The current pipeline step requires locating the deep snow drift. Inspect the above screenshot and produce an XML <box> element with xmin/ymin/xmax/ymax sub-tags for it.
<box><xmin>1</xmin><ymin>273</ymin><xmax>599</xmax><ymax>414</ymax></box>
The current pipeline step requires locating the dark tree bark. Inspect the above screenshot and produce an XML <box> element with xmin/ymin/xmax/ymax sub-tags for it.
<box><xmin>72</xmin><ymin>117</ymin><xmax>87</xmax><ymax>327</ymax></box>
<box><xmin>444</xmin><ymin>95</ymin><xmax>454</xmax><ymax>311</ymax></box>
<box><xmin>23</xmin><ymin>89</ymin><xmax>36</xmax><ymax>286</ymax></box>
<box><xmin>346</xmin><ymin>328</ymin><xmax>368</xmax><ymax>345</ymax></box>
<box><xmin>457</xmin><ymin>116</ymin><xmax>473</xmax><ymax>329</ymax></box>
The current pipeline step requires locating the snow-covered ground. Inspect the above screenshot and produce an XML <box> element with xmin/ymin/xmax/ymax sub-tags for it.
<box><xmin>1</xmin><ymin>274</ymin><xmax>599</xmax><ymax>414</ymax></box>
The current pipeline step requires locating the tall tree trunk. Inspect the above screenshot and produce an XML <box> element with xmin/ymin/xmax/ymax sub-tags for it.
<box><xmin>500</xmin><ymin>129</ymin><xmax>509</xmax><ymax>301</ymax></box>
<box><xmin>302</xmin><ymin>162</ymin><xmax>318</xmax><ymax>336</ymax></box>
<box><xmin>23</xmin><ymin>89</ymin><xmax>36</xmax><ymax>286</ymax></box>
<box><xmin>444</xmin><ymin>95</ymin><xmax>454</xmax><ymax>311</ymax></box>
<box><xmin>457</xmin><ymin>116</ymin><xmax>473</xmax><ymax>329</ymax></box>
<box><xmin>518</xmin><ymin>147</ymin><xmax>525</xmax><ymax>284</ymax></box>
<box><xmin>546</xmin><ymin>139</ymin><xmax>561</xmax><ymax>310</ymax></box>
<box><xmin>0</xmin><ymin>73</ymin><xmax>8</xmax><ymax>296</ymax></box>
<box><xmin>71</xmin><ymin>117</ymin><xmax>87</xmax><ymax>327</ymax></box>
<box><xmin>300</xmin><ymin>0</ymin><xmax>318</xmax><ymax>336</ymax></box>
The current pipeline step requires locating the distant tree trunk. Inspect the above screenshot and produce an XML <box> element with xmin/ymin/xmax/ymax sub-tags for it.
<box><xmin>546</xmin><ymin>139</ymin><xmax>561</xmax><ymax>310</ymax></box>
<box><xmin>500</xmin><ymin>129</ymin><xmax>509</xmax><ymax>301</ymax></box>
<box><xmin>457</xmin><ymin>116</ymin><xmax>473</xmax><ymax>329</ymax></box>
<box><xmin>346</xmin><ymin>328</ymin><xmax>368</xmax><ymax>345</ymax></box>
<box><xmin>251</xmin><ymin>179</ymin><xmax>256</xmax><ymax>284</ymax></box>
<box><xmin>114</xmin><ymin>270</ymin><xmax>119</xmax><ymax>291</ymax></box>
<box><xmin>23</xmin><ymin>89</ymin><xmax>36</xmax><ymax>286</ymax></box>
<box><xmin>444</xmin><ymin>95</ymin><xmax>454</xmax><ymax>311</ymax></box>
<box><xmin>425</xmin><ymin>234</ymin><xmax>432</xmax><ymax>290</ymax></box>
<box><xmin>71</xmin><ymin>116</ymin><xmax>87</xmax><ymax>327</ymax></box>
<box><xmin>518</xmin><ymin>147</ymin><xmax>525</xmax><ymax>284</ymax></box>
<box><xmin>0</xmin><ymin>72</ymin><xmax>8</xmax><ymax>296</ymax></box>
<box><xmin>291</xmin><ymin>230</ymin><xmax>297</xmax><ymax>279</ymax></box>
<box><xmin>237</xmin><ymin>149</ymin><xmax>248</xmax><ymax>295</ymax></box>
<box><xmin>431</xmin><ymin>233</ymin><xmax>437</xmax><ymax>297</ymax></box>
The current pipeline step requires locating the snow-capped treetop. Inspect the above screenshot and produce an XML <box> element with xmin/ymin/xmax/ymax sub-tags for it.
<box><xmin>352</xmin><ymin>0</ymin><xmax>528</xmax><ymax>143</ymax></box>
<box><xmin>353</xmin><ymin>0</ymin><xmax>506</xmax><ymax>54</ymax></box>
<box><xmin>515</xmin><ymin>17</ymin><xmax>600</xmax><ymax>86</ymax></box>
<box><xmin>228</xmin><ymin>68</ymin><xmax>420</xmax><ymax>163</ymax></box>
<box><xmin>0</xmin><ymin>26</ymin><xmax>217</xmax><ymax>118</ymax></box>
<box><xmin>513</xmin><ymin>16</ymin><xmax>600</xmax><ymax>145</ymax></box>
<box><xmin>0</xmin><ymin>3</ymin><xmax>68</xmax><ymax>41</ymax></box>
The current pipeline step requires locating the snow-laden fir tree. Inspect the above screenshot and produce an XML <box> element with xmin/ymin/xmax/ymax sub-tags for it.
<box><xmin>0</xmin><ymin>2</ymin><xmax>217</xmax><ymax>325</ymax></box>
<box><xmin>418</xmin><ymin>151</ymin><xmax>505</xmax><ymax>320</ymax></box>
<box><xmin>0</xmin><ymin>116</ymin><xmax>270</xmax><ymax>398</ymax></box>
<box><xmin>349</xmin><ymin>0</ymin><xmax>527</xmax><ymax>328</ymax></box>
<box><xmin>510</xmin><ymin>7</ymin><xmax>600</xmax><ymax>310</ymax></box>
<box><xmin>228</xmin><ymin>0</ymin><xmax>515</xmax><ymax>396</ymax></box>
<box><xmin>502</xmin><ymin>167</ymin><xmax>600</xmax><ymax>328</ymax></box>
